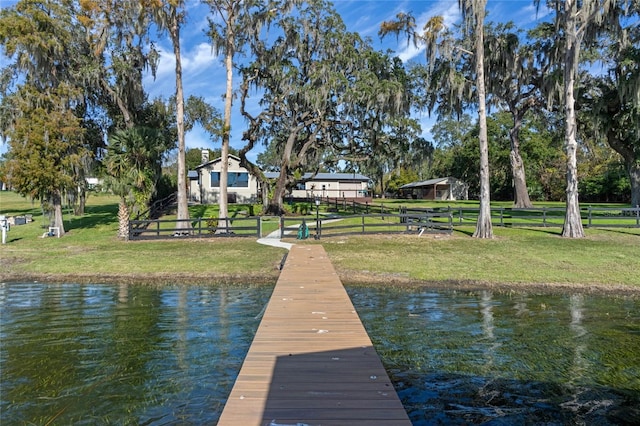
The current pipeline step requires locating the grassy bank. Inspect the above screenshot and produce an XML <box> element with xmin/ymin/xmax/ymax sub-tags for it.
<box><xmin>1</xmin><ymin>191</ymin><xmax>638</xmax><ymax>292</ymax></box>
<box><xmin>0</xmin><ymin>192</ymin><xmax>285</xmax><ymax>284</ymax></box>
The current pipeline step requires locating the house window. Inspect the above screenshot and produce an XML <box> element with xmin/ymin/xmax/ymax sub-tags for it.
<box><xmin>210</xmin><ymin>172</ymin><xmax>249</xmax><ymax>188</ymax></box>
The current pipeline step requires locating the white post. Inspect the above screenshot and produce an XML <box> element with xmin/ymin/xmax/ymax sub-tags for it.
<box><xmin>0</xmin><ymin>215</ymin><xmax>8</xmax><ymax>244</ymax></box>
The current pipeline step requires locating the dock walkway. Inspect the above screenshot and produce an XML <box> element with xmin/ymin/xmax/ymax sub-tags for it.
<box><xmin>218</xmin><ymin>245</ymin><xmax>411</xmax><ymax>426</ymax></box>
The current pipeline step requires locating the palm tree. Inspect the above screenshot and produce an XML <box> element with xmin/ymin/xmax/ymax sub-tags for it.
<box><xmin>104</xmin><ymin>127</ymin><xmax>165</xmax><ymax>240</ymax></box>
<box><xmin>536</xmin><ymin>0</ymin><xmax>632</xmax><ymax>237</ymax></box>
<box><xmin>205</xmin><ymin>0</ymin><xmax>293</xmax><ymax>228</ymax></box>
<box><xmin>459</xmin><ymin>0</ymin><xmax>492</xmax><ymax>238</ymax></box>
<box><xmin>205</xmin><ymin>0</ymin><xmax>243</xmax><ymax>229</ymax></box>
<box><xmin>145</xmin><ymin>0</ymin><xmax>191</xmax><ymax>233</ymax></box>
<box><xmin>380</xmin><ymin>0</ymin><xmax>493</xmax><ymax>238</ymax></box>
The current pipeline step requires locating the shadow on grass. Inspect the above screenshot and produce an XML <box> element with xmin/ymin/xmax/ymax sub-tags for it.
<box><xmin>65</xmin><ymin>202</ymin><xmax>119</xmax><ymax>231</ymax></box>
<box><xmin>597</xmin><ymin>227</ymin><xmax>640</xmax><ymax>237</ymax></box>
<box><xmin>0</xmin><ymin>205</ymin><xmax>43</xmax><ymax>217</ymax></box>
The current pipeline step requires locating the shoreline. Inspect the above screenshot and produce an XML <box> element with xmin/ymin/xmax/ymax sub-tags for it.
<box><xmin>2</xmin><ymin>271</ymin><xmax>639</xmax><ymax>298</ymax></box>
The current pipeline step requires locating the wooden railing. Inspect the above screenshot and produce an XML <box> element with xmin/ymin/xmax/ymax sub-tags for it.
<box><xmin>429</xmin><ymin>205</ymin><xmax>640</xmax><ymax>228</ymax></box>
<box><xmin>280</xmin><ymin>212</ymin><xmax>454</xmax><ymax>240</ymax></box>
<box><xmin>129</xmin><ymin>217</ymin><xmax>261</xmax><ymax>240</ymax></box>
<box><xmin>128</xmin><ymin>205</ymin><xmax>639</xmax><ymax>240</ymax></box>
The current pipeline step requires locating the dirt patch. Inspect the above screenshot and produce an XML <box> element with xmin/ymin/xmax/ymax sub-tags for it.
<box><xmin>0</xmin><ymin>271</ymin><xmax>279</xmax><ymax>286</ymax></box>
<box><xmin>340</xmin><ymin>269</ymin><xmax>640</xmax><ymax>297</ymax></box>
<box><xmin>2</xmin><ymin>269</ymin><xmax>638</xmax><ymax>298</ymax></box>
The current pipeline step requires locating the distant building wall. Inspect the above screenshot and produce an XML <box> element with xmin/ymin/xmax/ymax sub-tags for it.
<box><xmin>190</xmin><ymin>155</ymin><xmax>259</xmax><ymax>204</ymax></box>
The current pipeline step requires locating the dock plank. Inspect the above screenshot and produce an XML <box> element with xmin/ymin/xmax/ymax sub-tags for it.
<box><xmin>218</xmin><ymin>245</ymin><xmax>410</xmax><ymax>426</ymax></box>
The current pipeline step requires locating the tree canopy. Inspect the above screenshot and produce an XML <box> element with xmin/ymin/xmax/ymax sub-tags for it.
<box><xmin>1</xmin><ymin>0</ymin><xmax>638</xmax><ymax>237</ymax></box>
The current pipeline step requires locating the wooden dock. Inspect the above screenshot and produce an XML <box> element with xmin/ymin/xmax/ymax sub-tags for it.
<box><xmin>218</xmin><ymin>245</ymin><xmax>411</xmax><ymax>426</ymax></box>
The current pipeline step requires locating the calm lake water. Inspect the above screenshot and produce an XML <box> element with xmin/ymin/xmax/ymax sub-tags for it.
<box><xmin>347</xmin><ymin>287</ymin><xmax>640</xmax><ymax>425</ymax></box>
<box><xmin>1</xmin><ymin>283</ymin><xmax>638</xmax><ymax>425</ymax></box>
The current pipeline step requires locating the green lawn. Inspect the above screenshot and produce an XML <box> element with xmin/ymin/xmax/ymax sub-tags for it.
<box><xmin>1</xmin><ymin>191</ymin><xmax>638</xmax><ymax>290</ymax></box>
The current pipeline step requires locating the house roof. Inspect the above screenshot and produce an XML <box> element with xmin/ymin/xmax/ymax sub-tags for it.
<box><xmin>264</xmin><ymin>172</ymin><xmax>370</xmax><ymax>181</ymax></box>
<box><xmin>399</xmin><ymin>177</ymin><xmax>457</xmax><ymax>189</ymax></box>
<box><xmin>194</xmin><ymin>154</ymin><xmax>242</xmax><ymax>170</ymax></box>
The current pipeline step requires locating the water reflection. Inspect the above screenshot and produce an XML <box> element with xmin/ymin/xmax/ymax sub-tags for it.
<box><xmin>0</xmin><ymin>283</ymin><xmax>273</xmax><ymax>425</ymax></box>
<box><xmin>2</xmin><ymin>283</ymin><xmax>639</xmax><ymax>425</ymax></box>
<box><xmin>347</xmin><ymin>287</ymin><xmax>640</xmax><ymax>425</ymax></box>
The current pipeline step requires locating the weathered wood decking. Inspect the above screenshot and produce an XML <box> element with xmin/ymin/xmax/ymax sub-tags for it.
<box><xmin>218</xmin><ymin>245</ymin><xmax>411</xmax><ymax>426</ymax></box>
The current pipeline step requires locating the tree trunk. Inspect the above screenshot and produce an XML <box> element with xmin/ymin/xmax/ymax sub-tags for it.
<box><xmin>172</xmin><ymin>19</ymin><xmax>191</xmax><ymax>232</ymax></box>
<box><xmin>75</xmin><ymin>186</ymin><xmax>87</xmax><ymax>216</ymax></box>
<box><xmin>561</xmin><ymin>0</ymin><xmax>585</xmax><ymax>238</ymax></box>
<box><xmin>118</xmin><ymin>198</ymin><xmax>130</xmax><ymax>240</ymax></box>
<box><xmin>472</xmin><ymin>0</ymin><xmax>493</xmax><ymax>239</ymax></box>
<box><xmin>265</xmin><ymin>171</ymin><xmax>287</xmax><ymax>216</ymax></box>
<box><xmin>266</xmin><ymin>132</ymin><xmax>297</xmax><ymax>216</ymax></box>
<box><xmin>100</xmin><ymin>78</ymin><xmax>134</xmax><ymax>129</ymax></box>
<box><xmin>629</xmin><ymin>162</ymin><xmax>640</xmax><ymax>209</ymax></box>
<box><xmin>509</xmin><ymin>120</ymin><xmax>533</xmax><ymax>208</ymax></box>
<box><xmin>607</xmin><ymin>129</ymin><xmax>640</xmax><ymax>208</ymax></box>
<box><xmin>51</xmin><ymin>190</ymin><xmax>65</xmax><ymax>237</ymax></box>
<box><xmin>218</xmin><ymin>42</ymin><xmax>233</xmax><ymax>231</ymax></box>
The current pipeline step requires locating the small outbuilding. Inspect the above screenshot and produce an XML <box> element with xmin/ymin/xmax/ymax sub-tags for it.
<box><xmin>399</xmin><ymin>177</ymin><xmax>469</xmax><ymax>201</ymax></box>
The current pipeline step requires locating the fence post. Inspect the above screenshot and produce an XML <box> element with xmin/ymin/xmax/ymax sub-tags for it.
<box><xmin>257</xmin><ymin>216</ymin><xmax>261</xmax><ymax>238</ymax></box>
<box><xmin>156</xmin><ymin>220</ymin><xmax>160</xmax><ymax>237</ymax></box>
<box><xmin>636</xmin><ymin>205</ymin><xmax>639</xmax><ymax>227</ymax></box>
<box><xmin>500</xmin><ymin>207</ymin><xmax>504</xmax><ymax>227</ymax></box>
<box><xmin>588</xmin><ymin>205</ymin><xmax>592</xmax><ymax>228</ymax></box>
<box><xmin>362</xmin><ymin>214</ymin><xmax>365</xmax><ymax>233</ymax></box>
<box><xmin>280</xmin><ymin>216</ymin><xmax>284</xmax><ymax>238</ymax></box>
<box><xmin>459</xmin><ymin>207</ymin><xmax>463</xmax><ymax>224</ymax></box>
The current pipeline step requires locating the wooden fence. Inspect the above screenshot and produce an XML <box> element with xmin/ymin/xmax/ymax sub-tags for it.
<box><xmin>129</xmin><ymin>217</ymin><xmax>261</xmax><ymax>240</ymax></box>
<box><xmin>426</xmin><ymin>205</ymin><xmax>640</xmax><ymax>228</ymax></box>
<box><xmin>128</xmin><ymin>205</ymin><xmax>639</xmax><ymax>240</ymax></box>
<box><xmin>280</xmin><ymin>212</ymin><xmax>454</xmax><ymax>240</ymax></box>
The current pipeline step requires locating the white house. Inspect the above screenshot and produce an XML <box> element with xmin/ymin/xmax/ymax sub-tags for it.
<box><xmin>264</xmin><ymin>172</ymin><xmax>370</xmax><ymax>199</ymax></box>
<box><xmin>190</xmin><ymin>155</ymin><xmax>260</xmax><ymax>204</ymax></box>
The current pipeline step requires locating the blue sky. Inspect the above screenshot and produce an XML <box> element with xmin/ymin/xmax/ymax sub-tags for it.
<box><xmin>1</xmin><ymin>1</ymin><xmax>552</xmax><ymax>162</ymax></box>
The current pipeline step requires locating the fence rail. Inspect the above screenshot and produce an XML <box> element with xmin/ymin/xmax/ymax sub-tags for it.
<box><xmin>280</xmin><ymin>212</ymin><xmax>454</xmax><ymax>239</ymax></box>
<box><xmin>129</xmin><ymin>217</ymin><xmax>261</xmax><ymax>240</ymax></box>
<box><xmin>431</xmin><ymin>205</ymin><xmax>640</xmax><ymax>228</ymax></box>
<box><xmin>128</xmin><ymin>205</ymin><xmax>639</xmax><ymax>240</ymax></box>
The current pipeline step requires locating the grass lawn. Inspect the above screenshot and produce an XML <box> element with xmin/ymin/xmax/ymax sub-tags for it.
<box><xmin>1</xmin><ymin>191</ymin><xmax>638</xmax><ymax>292</ymax></box>
<box><xmin>0</xmin><ymin>192</ymin><xmax>286</xmax><ymax>284</ymax></box>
